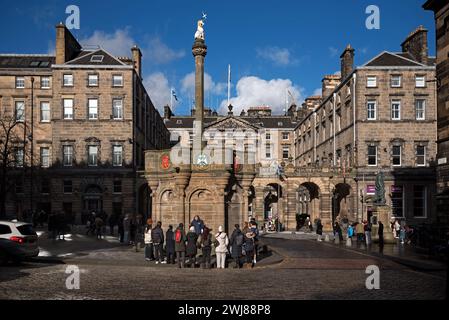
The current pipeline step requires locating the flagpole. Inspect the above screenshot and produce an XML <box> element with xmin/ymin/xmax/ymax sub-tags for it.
<box><xmin>227</xmin><ymin>64</ymin><xmax>231</xmax><ymax>107</ymax></box>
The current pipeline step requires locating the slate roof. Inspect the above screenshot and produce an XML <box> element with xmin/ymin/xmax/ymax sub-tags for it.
<box><xmin>0</xmin><ymin>55</ymin><xmax>55</xmax><ymax>69</ymax></box>
<box><xmin>364</xmin><ymin>52</ymin><xmax>424</xmax><ymax>67</ymax></box>
<box><xmin>165</xmin><ymin>116</ymin><xmax>297</xmax><ymax>129</ymax></box>
<box><xmin>65</xmin><ymin>49</ymin><xmax>126</xmax><ymax>66</ymax></box>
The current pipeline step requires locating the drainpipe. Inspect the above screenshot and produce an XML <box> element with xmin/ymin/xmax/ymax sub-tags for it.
<box><xmin>333</xmin><ymin>92</ymin><xmax>336</xmax><ymax>167</ymax></box>
<box><xmin>352</xmin><ymin>72</ymin><xmax>359</xmax><ymax>222</ymax></box>
<box><xmin>313</xmin><ymin>111</ymin><xmax>317</xmax><ymax>163</ymax></box>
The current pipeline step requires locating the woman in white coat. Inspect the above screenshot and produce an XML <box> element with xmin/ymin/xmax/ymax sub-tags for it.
<box><xmin>215</xmin><ymin>226</ymin><xmax>229</xmax><ymax>269</ymax></box>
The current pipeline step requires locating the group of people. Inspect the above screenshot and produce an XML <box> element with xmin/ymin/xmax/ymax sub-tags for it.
<box><xmin>143</xmin><ymin>216</ymin><xmax>260</xmax><ymax>269</ymax></box>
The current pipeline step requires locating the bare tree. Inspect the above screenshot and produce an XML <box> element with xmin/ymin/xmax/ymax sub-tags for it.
<box><xmin>0</xmin><ymin>116</ymin><xmax>27</xmax><ymax>218</ymax></box>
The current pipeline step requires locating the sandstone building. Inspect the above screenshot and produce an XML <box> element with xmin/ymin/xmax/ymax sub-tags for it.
<box><xmin>144</xmin><ymin>25</ymin><xmax>438</xmax><ymax>236</ymax></box>
<box><xmin>0</xmin><ymin>24</ymin><xmax>170</xmax><ymax>222</ymax></box>
<box><xmin>424</xmin><ymin>0</ymin><xmax>449</xmax><ymax>223</ymax></box>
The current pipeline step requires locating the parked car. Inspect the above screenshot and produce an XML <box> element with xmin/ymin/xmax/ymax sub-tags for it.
<box><xmin>0</xmin><ymin>220</ymin><xmax>39</xmax><ymax>265</ymax></box>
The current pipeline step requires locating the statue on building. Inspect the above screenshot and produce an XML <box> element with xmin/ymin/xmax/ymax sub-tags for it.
<box><xmin>194</xmin><ymin>12</ymin><xmax>207</xmax><ymax>40</ymax></box>
<box><xmin>374</xmin><ymin>171</ymin><xmax>386</xmax><ymax>205</ymax></box>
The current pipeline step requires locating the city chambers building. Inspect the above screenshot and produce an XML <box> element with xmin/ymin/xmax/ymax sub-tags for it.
<box><xmin>0</xmin><ymin>24</ymin><xmax>170</xmax><ymax>223</ymax></box>
<box><xmin>144</xmin><ymin>25</ymin><xmax>438</xmax><ymax>236</ymax></box>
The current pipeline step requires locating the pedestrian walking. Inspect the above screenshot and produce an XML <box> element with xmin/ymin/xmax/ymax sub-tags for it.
<box><xmin>175</xmin><ymin>223</ymin><xmax>187</xmax><ymax>268</ymax></box>
<box><xmin>230</xmin><ymin>224</ymin><xmax>244</xmax><ymax>268</ymax></box>
<box><xmin>364</xmin><ymin>221</ymin><xmax>372</xmax><ymax>246</ymax></box>
<box><xmin>151</xmin><ymin>221</ymin><xmax>164</xmax><ymax>264</ymax></box>
<box><xmin>215</xmin><ymin>226</ymin><xmax>229</xmax><ymax>269</ymax></box>
<box><xmin>199</xmin><ymin>226</ymin><xmax>212</xmax><ymax>269</ymax></box>
<box><xmin>165</xmin><ymin>225</ymin><xmax>175</xmax><ymax>264</ymax></box>
<box><xmin>316</xmin><ymin>219</ymin><xmax>323</xmax><ymax>242</ymax></box>
<box><xmin>191</xmin><ymin>215</ymin><xmax>204</xmax><ymax>236</ymax></box>
<box><xmin>378</xmin><ymin>221</ymin><xmax>384</xmax><ymax>249</ymax></box>
<box><xmin>95</xmin><ymin>215</ymin><xmax>104</xmax><ymax>240</ymax></box>
<box><xmin>186</xmin><ymin>226</ymin><xmax>199</xmax><ymax>268</ymax></box>
<box><xmin>144</xmin><ymin>223</ymin><xmax>154</xmax><ymax>261</ymax></box>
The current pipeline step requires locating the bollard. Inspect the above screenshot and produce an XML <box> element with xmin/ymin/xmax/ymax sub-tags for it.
<box><xmin>346</xmin><ymin>237</ymin><xmax>352</xmax><ymax>247</ymax></box>
<box><xmin>325</xmin><ymin>234</ymin><xmax>330</xmax><ymax>242</ymax></box>
<box><xmin>335</xmin><ymin>236</ymin><xmax>340</xmax><ymax>245</ymax></box>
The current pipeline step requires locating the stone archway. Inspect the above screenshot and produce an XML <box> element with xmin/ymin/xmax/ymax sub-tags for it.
<box><xmin>296</xmin><ymin>182</ymin><xmax>320</xmax><ymax>225</ymax></box>
<box><xmin>188</xmin><ymin>188</ymin><xmax>217</xmax><ymax>231</ymax></box>
<box><xmin>263</xmin><ymin>183</ymin><xmax>283</xmax><ymax>221</ymax></box>
<box><xmin>332</xmin><ymin>183</ymin><xmax>352</xmax><ymax>223</ymax></box>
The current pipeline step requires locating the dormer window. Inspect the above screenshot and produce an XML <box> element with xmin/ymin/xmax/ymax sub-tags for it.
<box><xmin>90</xmin><ymin>55</ymin><xmax>104</xmax><ymax>63</ymax></box>
<box><xmin>176</xmin><ymin>120</ymin><xmax>183</xmax><ymax>125</ymax></box>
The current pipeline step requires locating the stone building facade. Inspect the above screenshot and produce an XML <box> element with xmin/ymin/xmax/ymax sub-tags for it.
<box><xmin>0</xmin><ymin>24</ymin><xmax>170</xmax><ymax>222</ymax></box>
<box><xmin>424</xmin><ymin>0</ymin><xmax>449</xmax><ymax>223</ymax></box>
<box><xmin>144</xmin><ymin>26</ymin><xmax>438</xmax><ymax>236</ymax></box>
<box><xmin>295</xmin><ymin>27</ymin><xmax>438</xmax><ymax>227</ymax></box>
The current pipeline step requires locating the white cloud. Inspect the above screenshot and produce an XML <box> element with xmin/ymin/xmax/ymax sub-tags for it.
<box><xmin>256</xmin><ymin>46</ymin><xmax>296</xmax><ymax>66</ymax></box>
<box><xmin>143</xmin><ymin>72</ymin><xmax>172</xmax><ymax>113</ymax></box>
<box><xmin>219</xmin><ymin>76</ymin><xmax>302</xmax><ymax>115</ymax></box>
<box><xmin>80</xmin><ymin>28</ymin><xmax>135</xmax><ymax>56</ymax></box>
<box><xmin>144</xmin><ymin>37</ymin><xmax>185</xmax><ymax>64</ymax></box>
<box><xmin>180</xmin><ymin>72</ymin><xmax>227</xmax><ymax>98</ymax></box>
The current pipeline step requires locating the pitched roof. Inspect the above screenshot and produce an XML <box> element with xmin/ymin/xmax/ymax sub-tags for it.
<box><xmin>0</xmin><ymin>55</ymin><xmax>55</xmax><ymax>69</ymax></box>
<box><xmin>165</xmin><ymin>115</ymin><xmax>297</xmax><ymax>129</ymax></box>
<box><xmin>65</xmin><ymin>49</ymin><xmax>127</xmax><ymax>66</ymax></box>
<box><xmin>363</xmin><ymin>51</ymin><xmax>424</xmax><ymax>67</ymax></box>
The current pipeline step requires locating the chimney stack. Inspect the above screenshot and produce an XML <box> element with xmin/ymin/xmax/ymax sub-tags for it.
<box><xmin>131</xmin><ymin>45</ymin><xmax>142</xmax><ymax>79</ymax></box>
<box><xmin>401</xmin><ymin>26</ymin><xmax>429</xmax><ymax>65</ymax></box>
<box><xmin>340</xmin><ymin>44</ymin><xmax>355</xmax><ymax>80</ymax></box>
<box><xmin>164</xmin><ymin>105</ymin><xmax>173</xmax><ymax>120</ymax></box>
<box><xmin>55</xmin><ymin>22</ymin><xmax>81</xmax><ymax>65</ymax></box>
<box><xmin>322</xmin><ymin>75</ymin><xmax>341</xmax><ymax>99</ymax></box>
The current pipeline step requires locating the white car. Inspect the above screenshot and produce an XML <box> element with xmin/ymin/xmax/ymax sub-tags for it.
<box><xmin>0</xmin><ymin>220</ymin><xmax>39</xmax><ymax>265</ymax></box>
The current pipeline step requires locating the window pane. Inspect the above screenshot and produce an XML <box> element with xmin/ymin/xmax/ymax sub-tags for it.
<box><xmin>64</xmin><ymin>99</ymin><xmax>73</xmax><ymax>119</ymax></box>
<box><xmin>368</xmin><ymin>146</ymin><xmax>377</xmax><ymax>165</ymax></box>
<box><xmin>391</xmin><ymin>100</ymin><xmax>401</xmax><ymax>120</ymax></box>
<box><xmin>367</xmin><ymin>76</ymin><xmax>377</xmax><ymax>87</ymax></box>
<box><xmin>63</xmin><ymin>145</ymin><xmax>73</xmax><ymax>166</ymax></box>
<box><xmin>113</xmin><ymin>99</ymin><xmax>123</xmax><ymax>119</ymax></box>
<box><xmin>391</xmin><ymin>76</ymin><xmax>401</xmax><ymax>87</ymax></box>
<box><xmin>88</xmin><ymin>99</ymin><xmax>98</xmax><ymax>119</ymax></box>
<box><xmin>391</xmin><ymin>186</ymin><xmax>404</xmax><ymax>217</ymax></box>
<box><xmin>113</xmin><ymin>145</ymin><xmax>123</xmax><ymax>166</ymax></box>
<box><xmin>113</xmin><ymin>75</ymin><xmax>123</xmax><ymax>86</ymax></box>
<box><xmin>63</xmin><ymin>74</ymin><xmax>73</xmax><ymax>86</ymax></box>
<box><xmin>41</xmin><ymin>77</ymin><xmax>50</xmax><ymax>89</ymax></box>
<box><xmin>417</xmin><ymin>146</ymin><xmax>426</xmax><ymax>166</ymax></box>
<box><xmin>41</xmin><ymin>148</ymin><xmax>50</xmax><ymax>168</ymax></box>
<box><xmin>367</xmin><ymin>101</ymin><xmax>376</xmax><ymax>120</ymax></box>
<box><xmin>392</xmin><ymin>145</ymin><xmax>401</xmax><ymax>166</ymax></box>
<box><xmin>16</xmin><ymin>77</ymin><xmax>25</xmax><ymax>88</ymax></box>
<box><xmin>40</xmin><ymin>102</ymin><xmax>50</xmax><ymax>122</ymax></box>
<box><xmin>15</xmin><ymin>101</ymin><xmax>25</xmax><ymax>121</ymax></box>
<box><xmin>416</xmin><ymin>100</ymin><xmax>425</xmax><ymax>120</ymax></box>
<box><xmin>88</xmin><ymin>146</ymin><xmax>98</xmax><ymax>166</ymax></box>
<box><xmin>416</xmin><ymin>76</ymin><xmax>425</xmax><ymax>88</ymax></box>
<box><xmin>16</xmin><ymin>148</ymin><xmax>24</xmax><ymax>167</ymax></box>
<box><xmin>88</xmin><ymin>75</ymin><xmax>98</xmax><ymax>86</ymax></box>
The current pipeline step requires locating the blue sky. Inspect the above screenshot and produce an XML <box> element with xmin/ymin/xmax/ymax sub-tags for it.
<box><xmin>0</xmin><ymin>0</ymin><xmax>435</xmax><ymax>115</ymax></box>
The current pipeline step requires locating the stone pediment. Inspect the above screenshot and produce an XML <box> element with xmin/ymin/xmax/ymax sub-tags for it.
<box><xmin>205</xmin><ymin>116</ymin><xmax>259</xmax><ymax>132</ymax></box>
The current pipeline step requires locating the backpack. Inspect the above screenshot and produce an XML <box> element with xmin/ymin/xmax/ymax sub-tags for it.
<box><xmin>175</xmin><ymin>229</ymin><xmax>182</xmax><ymax>243</ymax></box>
<box><xmin>152</xmin><ymin>228</ymin><xmax>162</xmax><ymax>243</ymax></box>
<box><xmin>235</xmin><ymin>233</ymin><xmax>244</xmax><ymax>246</ymax></box>
<box><xmin>214</xmin><ymin>233</ymin><xmax>221</xmax><ymax>247</ymax></box>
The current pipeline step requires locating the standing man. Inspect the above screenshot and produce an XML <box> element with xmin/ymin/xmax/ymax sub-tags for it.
<box><xmin>165</xmin><ymin>225</ymin><xmax>175</xmax><ymax>264</ymax></box>
<box><xmin>230</xmin><ymin>224</ymin><xmax>244</xmax><ymax>268</ymax></box>
<box><xmin>151</xmin><ymin>221</ymin><xmax>164</xmax><ymax>264</ymax></box>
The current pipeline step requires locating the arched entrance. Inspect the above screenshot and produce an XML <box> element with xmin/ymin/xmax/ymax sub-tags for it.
<box><xmin>138</xmin><ymin>184</ymin><xmax>152</xmax><ymax>222</ymax></box>
<box><xmin>83</xmin><ymin>184</ymin><xmax>103</xmax><ymax>214</ymax></box>
<box><xmin>189</xmin><ymin>189</ymin><xmax>216</xmax><ymax>230</ymax></box>
<box><xmin>296</xmin><ymin>182</ymin><xmax>320</xmax><ymax>222</ymax></box>
<box><xmin>332</xmin><ymin>183</ymin><xmax>352</xmax><ymax>223</ymax></box>
<box><xmin>263</xmin><ymin>183</ymin><xmax>282</xmax><ymax>221</ymax></box>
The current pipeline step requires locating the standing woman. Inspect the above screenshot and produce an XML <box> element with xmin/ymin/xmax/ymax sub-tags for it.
<box><xmin>316</xmin><ymin>219</ymin><xmax>323</xmax><ymax>242</ymax></box>
<box><xmin>186</xmin><ymin>226</ymin><xmax>199</xmax><ymax>268</ymax></box>
<box><xmin>199</xmin><ymin>226</ymin><xmax>212</xmax><ymax>269</ymax></box>
<box><xmin>215</xmin><ymin>226</ymin><xmax>229</xmax><ymax>269</ymax></box>
<box><xmin>144</xmin><ymin>222</ymin><xmax>154</xmax><ymax>261</ymax></box>
<box><xmin>244</xmin><ymin>231</ymin><xmax>256</xmax><ymax>268</ymax></box>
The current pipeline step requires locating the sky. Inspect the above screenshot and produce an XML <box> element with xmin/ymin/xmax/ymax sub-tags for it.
<box><xmin>0</xmin><ymin>0</ymin><xmax>436</xmax><ymax>116</ymax></box>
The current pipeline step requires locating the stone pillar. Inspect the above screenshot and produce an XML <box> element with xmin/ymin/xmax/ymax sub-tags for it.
<box><xmin>192</xmin><ymin>39</ymin><xmax>207</xmax><ymax>159</ymax></box>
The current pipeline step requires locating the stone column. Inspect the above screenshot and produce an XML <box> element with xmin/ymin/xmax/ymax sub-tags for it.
<box><xmin>192</xmin><ymin>39</ymin><xmax>207</xmax><ymax>160</ymax></box>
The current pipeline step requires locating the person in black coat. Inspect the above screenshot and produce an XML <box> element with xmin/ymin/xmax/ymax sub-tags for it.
<box><xmin>199</xmin><ymin>226</ymin><xmax>212</xmax><ymax>269</ymax></box>
<box><xmin>316</xmin><ymin>219</ymin><xmax>323</xmax><ymax>241</ymax></box>
<box><xmin>151</xmin><ymin>221</ymin><xmax>165</xmax><ymax>264</ymax></box>
<box><xmin>378</xmin><ymin>221</ymin><xmax>384</xmax><ymax>253</ymax></box>
<box><xmin>230</xmin><ymin>224</ymin><xmax>244</xmax><ymax>268</ymax></box>
<box><xmin>185</xmin><ymin>226</ymin><xmax>199</xmax><ymax>268</ymax></box>
<box><xmin>165</xmin><ymin>225</ymin><xmax>175</xmax><ymax>264</ymax></box>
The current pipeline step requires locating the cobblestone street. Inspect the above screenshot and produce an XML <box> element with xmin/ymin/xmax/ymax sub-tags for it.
<box><xmin>0</xmin><ymin>231</ymin><xmax>446</xmax><ymax>300</ymax></box>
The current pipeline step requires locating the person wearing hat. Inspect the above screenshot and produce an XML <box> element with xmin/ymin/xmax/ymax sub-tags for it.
<box><xmin>175</xmin><ymin>223</ymin><xmax>187</xmax><ymax>268</ymax></box>
<box><xmin>215</xmin><ymin>226</ymin><xmax>229</xmax><ymax>269</ymax></box>
<box><xmin>186</xmin><ymin>225</ymin><xmax>199</xmax><ymax>267</ymax></box>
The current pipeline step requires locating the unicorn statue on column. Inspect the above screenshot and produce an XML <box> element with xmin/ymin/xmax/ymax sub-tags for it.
<box><xmin>194</xmin><ymin>12</ymin><xmax>207</xmax><ymax>40</ymax></box>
